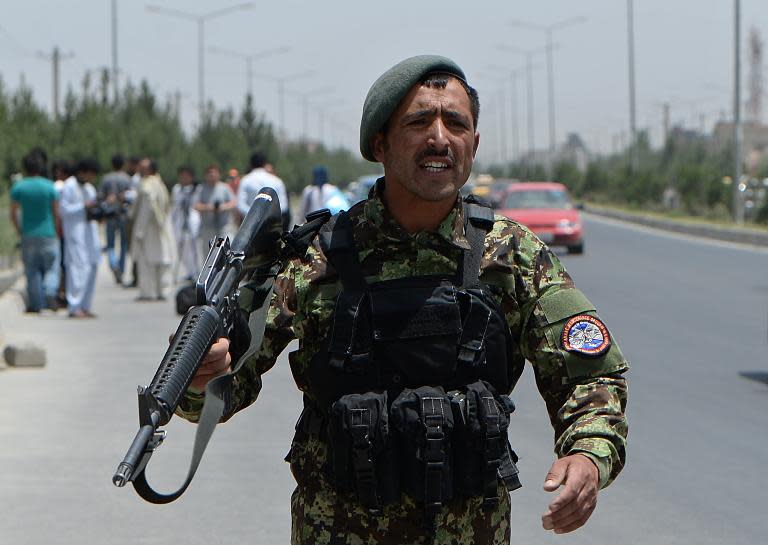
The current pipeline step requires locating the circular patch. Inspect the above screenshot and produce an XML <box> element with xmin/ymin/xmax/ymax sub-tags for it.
<box><xmin>561</xmin><ymin>315</ymin><xmax>611</xmax><ymax>357</ymax></box>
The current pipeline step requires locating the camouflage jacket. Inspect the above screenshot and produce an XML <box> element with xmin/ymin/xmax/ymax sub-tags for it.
<box><xmin>177</xmin><ymin>180</ymin><xmax>628</xmax><ymax>544</ymax></box>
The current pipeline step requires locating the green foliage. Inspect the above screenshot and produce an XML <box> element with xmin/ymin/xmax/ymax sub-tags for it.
<box><xmin>0</xmin><ymin>75</ymin><xmax>376</xmax><ymax>257</ymax></box>
<box><xmin>541</xmin><ymin>134</ymin><xmax>737</xmax><ymax>219</ymax></box>
<box><xmin>0</xmin><ymin>76</ymin><xmax>371</xmax><ymax>195</ymax></box>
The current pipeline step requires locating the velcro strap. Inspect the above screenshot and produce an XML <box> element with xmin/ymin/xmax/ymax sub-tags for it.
<box><xmin>538</xmin><ymin>288</ymin><xmax>596</xmax><ymax>324</ymax></box>
<box><xmin>421</xmin><ymin>397</ymin><xmax>447</xmax><ymax>515</ymax></box>
<box><xmin>465</xmin><ymin>202</ymin><xmax>495</xmax><ymax>228</ymax></box>
<box><xmin>457</xmin><ymin>292</ymin><xmax>492</xmax><ymax>365</ymax></box>
<box><xmin>349</xmin><ymin>408</ymin><xmax>380</xmax><ymax>510</ymax></box>
<box><xmin>480</xmin><ymin>394</ymin><xmax>503</xmax><ymax>510</ymax></box>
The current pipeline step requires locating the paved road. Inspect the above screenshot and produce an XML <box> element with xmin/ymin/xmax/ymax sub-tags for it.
<box><xmin>0</xmin><ymin>216</ymin><xmax>766</xmax><ymax>545</ymax></box>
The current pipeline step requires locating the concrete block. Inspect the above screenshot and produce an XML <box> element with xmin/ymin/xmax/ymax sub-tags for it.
<box><xmin>3</xmin><ymin>343</ymin><xmax>47</xmax><ymax>367</ymax></box>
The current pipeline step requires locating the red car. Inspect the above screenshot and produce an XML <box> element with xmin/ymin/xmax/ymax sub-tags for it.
<box><xmin>496</xmin><ymin>182</ymin><xmax>584</xmax><ymax>254</ymax></box>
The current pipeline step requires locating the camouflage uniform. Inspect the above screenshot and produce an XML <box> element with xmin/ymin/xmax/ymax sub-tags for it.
<box><xmin>177</xmin><ymin>180</ymin><xmax>629</xmax><ymax>545</ymax></box>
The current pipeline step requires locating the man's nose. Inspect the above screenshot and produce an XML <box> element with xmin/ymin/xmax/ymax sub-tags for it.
<box><xmin>426</xmin><ymin>119</ymin><xmax>450</xmax><ymax>150</ymax></box>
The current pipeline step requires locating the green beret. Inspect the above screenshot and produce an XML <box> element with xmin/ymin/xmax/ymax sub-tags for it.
<box><xmin>360</xmin><ymin>55</ymin><xmax>467</xmax><ymax>162</ymax></box>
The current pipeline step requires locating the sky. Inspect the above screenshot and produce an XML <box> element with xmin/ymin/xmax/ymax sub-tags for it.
<box><xmin>1</xmin><ymin>0</ymin><xmax>767</xmax><ymax>166</ymax></box>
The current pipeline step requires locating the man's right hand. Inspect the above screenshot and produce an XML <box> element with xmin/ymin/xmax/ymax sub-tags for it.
<box><xmin>190</xmin><ymin>337</ymin><xmax>232</xmax><ymax>392</ymax></box>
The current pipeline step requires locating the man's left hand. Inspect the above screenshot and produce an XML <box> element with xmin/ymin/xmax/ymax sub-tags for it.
<box><xmin>541</xmin><ymin>454</ymin><xmax>599</xmax><ymax>534</ymax></box>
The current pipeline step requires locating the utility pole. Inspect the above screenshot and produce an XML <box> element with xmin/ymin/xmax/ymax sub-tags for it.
<box><xmin>663</xmin><ymin>102</ymin><xmax>670</xmax><ymax>145</ymax></box>
<box><xmin>112</xmin><ymin>0</ymin><xmax>118</xmax><ymax>103</ymax></box>
<box><xmin>146</xmin><ymin>3</ymin><xmax>254</xmax><ymax>125</ymax></box>
<box><xmin>37</xmin><ymin>47</ymin><xmax>74</xmax><ymax>120</ymax></box>
<box><xmin>627</xmin><ymin>0</ymin><xmax>638</xmax><ymax>170</ymax></box>
<box><xmin>733</xmin><ymin>0</ymin><xmax>744</xmax><ymax>224</ymax></box>
<box><xmin>509</xmin><ymin>16</ymin><xmax>586</xmax><ymax>155</ymax></box>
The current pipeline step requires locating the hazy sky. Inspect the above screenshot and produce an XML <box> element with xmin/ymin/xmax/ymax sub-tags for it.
<box><xmin>1</xmin><ymin>0</ymin><xmax>767</xmax><ymax>166</ymax></box>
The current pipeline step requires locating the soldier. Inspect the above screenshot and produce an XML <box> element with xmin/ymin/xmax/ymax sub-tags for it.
<box><xmin>178</xmin><ymin>55</ymin><xmax>628</xmax><ymax>544</ymax></box>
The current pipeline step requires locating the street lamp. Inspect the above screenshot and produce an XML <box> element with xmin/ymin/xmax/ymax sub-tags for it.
<box><xmin>208</xmin><ymin>45</ymin><xmax>291</xmax><ymax>97</ymax></box>
<box><xmin>287</xmin><ymin>86</ymin><xmax>335</xmax><ymax>141</ymax></box>
<box><xmin>733</xmin><ymin>0</ymin><xmax>744</xmax><ymax>224</ymax></box>
<box><xmin>626</xmin><ymin>1</ymin><xmax>638</xmax><ymax>170</ymax></box>
<box><xmin>315</xmin><ymin>98</ymin><xmax>346</xmax><ymax>146</ymax></box>
<box><xmin>478</xmin><ymin>71</ymin><xmax>509</xmax><ymax>166</ymax></box>
<box><xmin>497</xmin><ymin>44</ymin><xmax>548</xmax><ymax>159</ymax></box>
<box><xmin>146</xmin><ymin>2</ymin><xmax>254</xmax><ymax>124</ymax></box>
<box><xmin>509</xmin><ymin>16</ymin><xmax>586</xmax><ymax>154</ymax></box>
<box><xmin>252</xmin><ymin>70</ymin><xmax>316</xmax><ymax>138</ymax></box>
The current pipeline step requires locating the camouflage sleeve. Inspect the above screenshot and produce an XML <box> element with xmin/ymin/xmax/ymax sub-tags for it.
<box><xmin>500</xmin><ymin>221</ymin><xmax>629</xmax><ymax>488</ymax></box>
<box><xmin>175</xmin><ymin>260</ymin><xmax>298</xmax><ymax>423</ymax></box>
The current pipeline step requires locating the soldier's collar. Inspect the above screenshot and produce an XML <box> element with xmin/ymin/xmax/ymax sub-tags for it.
<box><xmin>363</xmin><ymin>178</ymin><xmax>471</xmax><ymax>250</ymax></box>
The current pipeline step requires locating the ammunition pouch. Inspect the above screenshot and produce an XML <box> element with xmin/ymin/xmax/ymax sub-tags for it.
<box><xmin>327</xmin><ymin>391</ymin><xmax>398</xmax><ymax>511</ymax></box>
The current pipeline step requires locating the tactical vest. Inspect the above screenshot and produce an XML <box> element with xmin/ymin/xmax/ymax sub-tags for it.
<box><xmin>291</xmin><ymin>199</ymin><xmax>522</xmax><ymax>521</ymax></box>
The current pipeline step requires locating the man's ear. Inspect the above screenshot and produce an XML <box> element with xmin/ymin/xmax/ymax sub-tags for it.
<box><xmin>472</xmin><ymin>131</ymin><xmax>480</xmax><ymax>158</ymax></box>
<box><xmin>371</xmin><ymin>132</ymin><xmax>387</xmax><ymax>163</ymax></box>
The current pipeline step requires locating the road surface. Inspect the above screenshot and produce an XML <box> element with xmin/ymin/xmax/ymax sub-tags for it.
<box><xmin>0</xmin><ymin>214</ymin><xmax>766</xmax><ymax>544</ymax></box>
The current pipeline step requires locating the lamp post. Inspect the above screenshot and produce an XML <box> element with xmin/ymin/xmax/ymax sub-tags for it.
<box><xmin>733</xmin><ymin>0</ymin><xmax>744</xmax><ymax>224</ymax></box>
<box><xmin>509</xmin><ymin>16</ymin><xmax>585</xmax><ymax>154</ymax></box>
<box><xmin>497</xmin><ymin>44</ymin><xmax>547</xmax><ymax>159</ymax></box>
<box><xmin>208</xmin><ymin>45</ymin><xmax>291</xmax><ymax>97</ymax></box>
<box><xmin>252</xmin><ymin>70</ymin><xmax>316</xmax><ymax>138</ymax></box>
<box><xmin>480</xmin><ymin>70</ymin><xmax>510</xmax><ymax>166</ymax></box>
<box><xmin>146</xmin><ymin>2</ymin><xmax>254</xmax><ymax>124</ymax></box>
<box><xmin>288</xmin><ymin>87</ymin><xmax>335</xmax><ymax>141</ymax></box>
<box><xmin>315</xmin><ymin>99</ymin><xmax>346</xmax><ymax>147</ymax></box>
<box><xmin>111</xmin><ymin>0</ymin><xmax>118</xmax><ymax>103</ymax></box>
<box><xmin>626</xmin><ymin>0</ymin><xmax>639</xmax><ymax>170</ymax></box>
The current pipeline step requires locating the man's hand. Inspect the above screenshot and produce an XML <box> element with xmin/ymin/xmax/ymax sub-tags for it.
<box><xmin>189</xmin><ymin>337</ymin><xmax>232</xmax><ymax>392</ymax></box>
<box><xmin>541</xmin><ymin>454</ymin><xmax>600</xmax><ymax>534</ymax></box>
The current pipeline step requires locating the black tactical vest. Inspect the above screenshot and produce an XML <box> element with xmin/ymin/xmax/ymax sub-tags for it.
<box><xmin>293</xmin><ymin>199</ymin><xmax>522</xmax><ymax>520</ymax></box>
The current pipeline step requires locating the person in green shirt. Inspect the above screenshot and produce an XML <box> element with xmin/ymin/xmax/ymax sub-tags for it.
<box><xmin>9</xmin><ymin>148</ymin><xmax>61</xmax><ymax>312</ymax></box>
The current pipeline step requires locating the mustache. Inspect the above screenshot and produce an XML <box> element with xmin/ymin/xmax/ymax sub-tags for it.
<box><xmin>415</xmin><ymin>146</ymin><xmax>455</xmax><ymax>164</ymax></box>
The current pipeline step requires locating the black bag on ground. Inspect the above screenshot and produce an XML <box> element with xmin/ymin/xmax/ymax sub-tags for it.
<box><xmin>175</xmin><ymin>283</ymin><xmax>197</xmax><ymax>315</ymax></box>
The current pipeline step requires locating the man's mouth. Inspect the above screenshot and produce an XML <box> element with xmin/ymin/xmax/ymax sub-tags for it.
<box><xmin>420</xmin><ymin>160</ymin><xmax>452</xmax><ymax>173</ymax></box>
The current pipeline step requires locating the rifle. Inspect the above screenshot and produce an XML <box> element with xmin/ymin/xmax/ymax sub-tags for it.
<box><xmin>112</xmin><ymin>187</ymin><xmax>282</xmax><ymax>503</ymax></box>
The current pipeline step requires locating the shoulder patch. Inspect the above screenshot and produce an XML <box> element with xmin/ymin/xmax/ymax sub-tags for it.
<box><xmin>561</xmin><ymin>315</ymin><xmax>611</xmax><ymax>357</ymax></box>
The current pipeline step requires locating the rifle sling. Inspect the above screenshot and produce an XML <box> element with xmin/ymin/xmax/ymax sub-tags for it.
<box><xmin>132</xmin><ymin>275</ymin><xmax>276</xmax><ymax>504</ymax></box>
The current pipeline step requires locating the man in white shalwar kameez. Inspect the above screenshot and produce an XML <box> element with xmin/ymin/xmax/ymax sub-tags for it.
<box><xmin>131</xmin><ymin>158</ymin><xmax>176</xmax><ymax>300</ymax></box>
<box><xmin>59</xmin><ymin>159</ymin><xmax>102</xmax><ymax>318</ymax></box>
<box><xmin>170</xmin><ymin>165</ymin><xmax>200</xmax><ymax>282</ymax></box>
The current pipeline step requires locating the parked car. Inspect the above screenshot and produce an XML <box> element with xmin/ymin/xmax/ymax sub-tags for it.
<box><xmin>488</xmin><ymin>178</ymin><xmax>517</xmax><ymax>208</ymax></box>
<box><xmin>497</xmin><ymin>182</ymin><xmax>584</xmax><ymax>254</ymax></box>
<box><xmin>345</xmin><ymin>175</ymin><xmax>380</xmax><ymax>205</ymax></box>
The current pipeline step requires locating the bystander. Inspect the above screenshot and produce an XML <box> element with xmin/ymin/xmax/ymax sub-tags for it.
<box><xmin>9</xmin><ymin>148</ymin><xmax>61</xmax><ymax>312</ymax></box>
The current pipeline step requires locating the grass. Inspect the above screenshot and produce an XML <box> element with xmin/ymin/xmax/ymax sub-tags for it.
<box><xmin>0</xmin><ymin>192</ymin><xmax>20</xmax><ymax>262</ymax></box>
<box><xmin>585</xmin><ymin>201</ymin><xmax>768</xmax><ymax>233</ymax></box>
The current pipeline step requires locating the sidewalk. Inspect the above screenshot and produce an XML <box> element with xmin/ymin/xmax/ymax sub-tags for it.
<box><xmin>0</xmin><ymin>259</ymin><xmax>301</xmax><ymax>545</ymax></box>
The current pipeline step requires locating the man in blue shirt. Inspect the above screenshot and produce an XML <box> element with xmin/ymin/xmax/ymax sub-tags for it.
<box><xmin>9</xmin><ymin>148</ymin><xmax>61</xmax><ymax>312</ymax></box>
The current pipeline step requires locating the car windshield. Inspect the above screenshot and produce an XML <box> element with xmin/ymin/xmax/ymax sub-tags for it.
<box><xmin>504</xmin><ymin>189</ymin><xmax>572</xmax><ymax>209</ymax></box>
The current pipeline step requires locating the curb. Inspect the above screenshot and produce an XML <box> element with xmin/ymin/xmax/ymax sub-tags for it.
<box><xmin>0</xmin><ymin>265</ymin><xmax>21</xmax><ymax>295</ymax></box>
<box><xmin>584</xmin><ymin>205</ymin><xmax>768</xmax><ymax>247</ymax></box>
